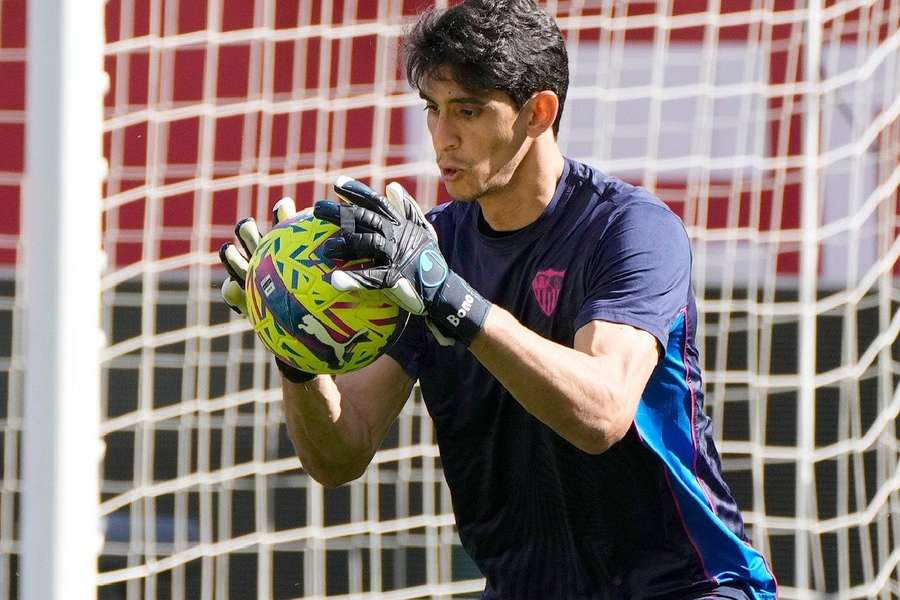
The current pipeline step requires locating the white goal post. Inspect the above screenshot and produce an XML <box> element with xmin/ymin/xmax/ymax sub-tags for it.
<box><xmin>1</xmin><ymin>1</ymin><xmax>898</xmax><ymax>600</ymax></box>
<box><xmin>21</xmin><ymin>0</ymin><xmax>105</xmax><ymax>599</ymax></box>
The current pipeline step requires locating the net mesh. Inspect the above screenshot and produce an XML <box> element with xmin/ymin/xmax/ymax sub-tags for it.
<box><xmin>1</xmin><ymin>0</ymin><xmax>899</xmax><ymax>598</ymax></box>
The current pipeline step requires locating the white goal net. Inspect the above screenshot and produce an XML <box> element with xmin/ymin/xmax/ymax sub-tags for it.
<box><xmin>1</xmin><ymin>0</ymin><xmax>898</xmax><ymax>599</ymax></box>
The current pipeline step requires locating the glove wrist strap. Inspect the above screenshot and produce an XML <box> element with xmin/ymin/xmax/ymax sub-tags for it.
<box><xmin>426</xmin><ymin>271</ymin><xmax>490</xmax><ymax>346</ymax></box>
<box><xmin>275</xmin><ymin>358</ymin><xmax>317</xmax><ymax>384</ymax></box>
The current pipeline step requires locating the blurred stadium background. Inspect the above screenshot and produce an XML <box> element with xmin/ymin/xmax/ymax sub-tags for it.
<box><xmin>0</xmin><ymin>0</ymin><xmax>898</xmax><ymax>598</ymax></box>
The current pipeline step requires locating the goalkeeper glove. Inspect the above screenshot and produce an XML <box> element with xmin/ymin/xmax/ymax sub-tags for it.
<box><xmin>219</xmin><ymin>198</ymin><xmax>317</xmax><ymax>384</ymax></box>
<box><xmin>313</xmin><ymin>177</ymin><xmax>490</xmax><ymax>346</ymax></box>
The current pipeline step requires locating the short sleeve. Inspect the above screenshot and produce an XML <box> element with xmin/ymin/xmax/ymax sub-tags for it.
<box><xmin>574</xmin><ymin>201</ymin><xmax>692</xmax><ymax>349</ymax></box>
<box><xmin>385</xmin><ymin>314</ymin><xmax>428</xmax><ymax>380</ymax></box>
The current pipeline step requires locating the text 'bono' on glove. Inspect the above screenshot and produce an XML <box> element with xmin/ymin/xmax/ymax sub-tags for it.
<box><xmin>312</xmin><ymin>177</ymin><xmax>490</xmax><ymax>346</ymax></box>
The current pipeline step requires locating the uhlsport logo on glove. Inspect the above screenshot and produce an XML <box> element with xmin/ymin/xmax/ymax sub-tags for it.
<box><xmin>418</xmin><ymin>249</ymin><xmax>448</xmax><ymax>288</ymax></box>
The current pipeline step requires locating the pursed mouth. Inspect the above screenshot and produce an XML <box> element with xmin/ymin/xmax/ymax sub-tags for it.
<box><xmin>441</xmin><ymin>166</ymin><xmax>463</xmax><ymax>180</ymax></box>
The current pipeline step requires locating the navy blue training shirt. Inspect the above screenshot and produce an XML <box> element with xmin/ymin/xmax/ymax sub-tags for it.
<box><xmin>387</xmin><ymin>158</ymin><xmax>777</xmax><ymax>600</ymax></box>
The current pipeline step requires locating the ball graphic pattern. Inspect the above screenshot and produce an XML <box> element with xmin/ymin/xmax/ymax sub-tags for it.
<box><xmin>245</xmin><ymin>212</ymin><xmax>407</xmax><ymax>374</ymax></box>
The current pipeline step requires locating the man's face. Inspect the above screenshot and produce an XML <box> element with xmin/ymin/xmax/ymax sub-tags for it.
<box><xmin>419</xmin><ymin>74</ymin><xmax>532</xmax><ymax>202</ymax></box>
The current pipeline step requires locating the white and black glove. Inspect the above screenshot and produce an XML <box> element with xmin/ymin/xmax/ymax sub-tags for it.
<box><xmin>313</xmin><ymin>177</ymin><xmax>490</xmax><ymax>346</ymax></box>
<box><xmin>219</xmin><ymin>198</ymin><xmax>317</xmax><ymax>383</ymax></box>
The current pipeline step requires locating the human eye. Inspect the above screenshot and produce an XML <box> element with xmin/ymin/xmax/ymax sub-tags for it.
<box><xmin>458</xmin><ymin>106</ymin><xmax>481</xmax><ymax>119</ymax></box>
<box><xmin>423</xmin><ymin>103</ymin><xmax>438</xmax><ymax>113</ymax></box>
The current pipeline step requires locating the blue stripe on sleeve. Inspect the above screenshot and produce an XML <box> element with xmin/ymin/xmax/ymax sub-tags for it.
<box><xmin>634</xmin><ymin>311</ymin><xmax>778</xmax><ymax>600</ymax></box>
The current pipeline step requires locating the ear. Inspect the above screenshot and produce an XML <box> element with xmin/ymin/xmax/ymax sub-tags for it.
<box><xmin>525</xmin><ymin>90</ymin><xmax>559</xmax><ymax>138</ymax></box>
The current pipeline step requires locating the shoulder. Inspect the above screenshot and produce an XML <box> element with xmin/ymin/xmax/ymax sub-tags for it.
<box><xmin>563</xmin><ymin>160</ymin><xmax>688</xmax><ymax>244</ymax></box>
<box><xmin>564</xmin><ymin>158</ymin><xmax>612</xmax><ymax>203</ymax></box>
<box><xmin>602</xmin><ymin>178</ymin><xmax>687</xmax><ymax>244</ymax></box>
<box><xmin>563</xmin><ymin>159</ymin><xmax>671</xmax><ymax>218</ymax></box>
<box><xmin>425</xmin><ymin>199</ymin><xmax>459</xmax><ymax>222</ymax></box>
<box><xmin>425</xmin><ymin>200</ymin><xmax>473</xmax><ymax>239</ymax></box>
<box><xmin>565</xmin><ymin>158</ymin><xmax>665</xmax><ymax>208</ymax></box>
<box><xmin>591</xmin><ymin>171</ymin><xmax>670</xmax><ymax>215</ymax></box>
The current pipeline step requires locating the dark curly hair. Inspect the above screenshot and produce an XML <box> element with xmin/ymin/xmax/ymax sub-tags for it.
<box><xmin>405</xmin><ymin>0</ymin><xmax>569</xmax><ymax>135</ymax></box>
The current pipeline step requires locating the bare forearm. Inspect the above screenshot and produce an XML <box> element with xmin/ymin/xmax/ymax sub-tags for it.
<box><xmin>279</xmin><ymin>355</ymin><xmax>415</xmax><ymax>487</ymax></box>
<box><xmin>281</xmin><ymin>376</ymin><xmax>372</xmax><ymax>486</ymax></box>
<box><xmin>469</xmin><ymin>306</ymin><xmax>647</xmax><ymax>454</ymax></box>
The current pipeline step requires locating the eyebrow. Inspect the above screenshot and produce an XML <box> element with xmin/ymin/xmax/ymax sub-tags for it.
<box><xmin>418</xmin><ymin>91</ymin><xmax>488</xmax><ymax>106</ymax></box>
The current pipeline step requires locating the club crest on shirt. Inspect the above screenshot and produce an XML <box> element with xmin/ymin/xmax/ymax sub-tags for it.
<box><xmin>531</xmin><ymin>268</ymin><xmax>565</xmax><ymax>316</ymax></box>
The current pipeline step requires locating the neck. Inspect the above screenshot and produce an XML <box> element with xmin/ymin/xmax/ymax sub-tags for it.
<box><xmin>477</xmin><ymin>136</ymin><xmax>565</xmax><ymax>232</ymax></box>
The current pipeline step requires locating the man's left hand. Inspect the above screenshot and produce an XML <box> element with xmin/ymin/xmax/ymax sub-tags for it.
<box><xmin>313</xmin><ymin>177</ymin><xmax>490</xmax><ymax>346</ymax></box>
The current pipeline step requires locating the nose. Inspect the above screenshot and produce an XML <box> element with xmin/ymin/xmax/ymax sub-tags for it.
<box><xmin>431</xmin><ymin>113</ymin><xmax>460</xmax><ymax>153</ymax></box>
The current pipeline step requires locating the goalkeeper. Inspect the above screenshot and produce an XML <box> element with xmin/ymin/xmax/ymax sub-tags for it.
<box><xmin>221</xmin><ymin>1</ymin><xmax>777</xmax><ymax>598</ymax></box>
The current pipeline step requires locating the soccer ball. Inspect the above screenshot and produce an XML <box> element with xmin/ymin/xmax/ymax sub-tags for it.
<box><xmin>244</xmin><ymin>211</ymin><xmax>408</xmax><ymax>375</ymax></box>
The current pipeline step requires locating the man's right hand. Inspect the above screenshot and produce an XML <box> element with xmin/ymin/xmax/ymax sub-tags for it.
<box><xmin>218</xmin><ymin>197</ymin><xmax>417</xmax><ymax>489</ymax></box>
<box><xmin>314</xmin><ymin>177</ymin><xmax>490</xmax><ymax>347</ymax></box>
<box><xmin>218</xmin><ymin>197</ymin><xmax>317</xmax><ymax>383</ymax></box>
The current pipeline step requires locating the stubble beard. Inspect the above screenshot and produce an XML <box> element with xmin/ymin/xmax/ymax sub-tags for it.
<box><xmin>445</xmin><ymin>173</ymin><xmax>505</xmax><ymax>204</ymax></box>
<box><xmin>443</xmin><ymin>178</ymin><xmax>481</xmax><ymax>203</ymax></box>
